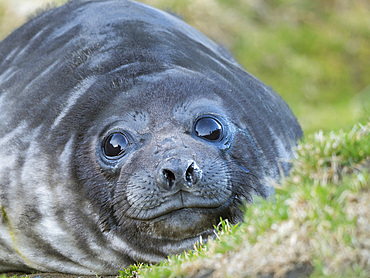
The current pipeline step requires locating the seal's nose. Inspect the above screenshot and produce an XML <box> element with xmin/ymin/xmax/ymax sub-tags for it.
<box><xmin>157</xmin><ymin>158</ymin><xmax>202</xmax><ymax>191</ymax></box>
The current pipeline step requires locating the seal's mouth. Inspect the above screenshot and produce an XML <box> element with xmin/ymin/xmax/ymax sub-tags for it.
<box><xmin>125</xmin><ymin>190</ymin><xmax>235</xmax><ymax>221</ymax></box>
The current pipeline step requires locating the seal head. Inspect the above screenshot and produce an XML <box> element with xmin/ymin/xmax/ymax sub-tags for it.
<box><xmin>0</xmin><ymin>0</ymin><xmax>302</xmax><ymax>275</ymax></box>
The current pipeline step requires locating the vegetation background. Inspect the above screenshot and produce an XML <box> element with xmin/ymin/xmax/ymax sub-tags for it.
<box><xmin>0</xmin><ymin>1</ymin><xmax>369</xmax><ymax>277</ymax></box>
<box><xmin>1</xmin><ymin>0</ymin><xmax>369</xmax><ymax>135</ymax></box>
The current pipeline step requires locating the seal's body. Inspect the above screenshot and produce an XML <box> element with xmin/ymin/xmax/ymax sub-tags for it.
<box><xmin>0</xmin><ymin>0</ymin><xmax>302</xmax><ymax>275</ymax></box>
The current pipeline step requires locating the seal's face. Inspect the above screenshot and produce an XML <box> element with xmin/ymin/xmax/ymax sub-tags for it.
<box><xmin>75</xmin><ymin>76</ymin><xmax>261</xmax><ymax>255</ymax></box>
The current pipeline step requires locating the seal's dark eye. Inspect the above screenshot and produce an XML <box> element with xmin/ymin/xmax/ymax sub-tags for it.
<box><xmin>103</xmin><ymin>132</ymin><xmax>129</xmax><ymax>158</ymax></box>
<box><xmin>194</xmin><ymin>117</ymin><xmax>223</xmax><ymax>141</ymax></box>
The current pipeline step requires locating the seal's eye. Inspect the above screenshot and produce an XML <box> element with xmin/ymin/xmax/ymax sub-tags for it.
<box><xmin>103</xmin><ymin>132</ymin><xmax>129</xmax><ymax>158</ymax></box>
<box><xmin>194</xmin><ymin>116</ymin><xmax>223</xmax><ymax>141</ymax></box>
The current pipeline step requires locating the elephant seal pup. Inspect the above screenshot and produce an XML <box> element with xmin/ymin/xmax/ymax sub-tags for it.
<box><xmin>0</xmin><ymin>0</ymin><xmax>303</xmax><ymax>275</ymax></box>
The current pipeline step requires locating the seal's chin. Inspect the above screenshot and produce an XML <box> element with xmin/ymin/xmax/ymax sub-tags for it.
<box><xmin>148</xmin><ymin>209</ymin><xmax>215</xmax><ymax>240</ymax></box>
<box><xmin>141</xmin><ymin>194</ymin><xmax>236</xmax><ymax>241</ymax></box>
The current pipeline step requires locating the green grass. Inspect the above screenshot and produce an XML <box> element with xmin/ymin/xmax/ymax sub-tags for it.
<box><xmin>117</xmin><ymin>119</ymin><xmax>370</xmax><ymax>277</ymax></box>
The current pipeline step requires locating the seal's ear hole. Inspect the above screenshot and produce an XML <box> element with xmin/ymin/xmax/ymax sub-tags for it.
<box><xmin>103</xmin><ymin>132</ymin><xmax>129</xmax><ymax>159</ymax></box>
<box><xmin>194</xmin><ymin>116</ymin><xmax>223</xmax><ymax>142</ymax></box>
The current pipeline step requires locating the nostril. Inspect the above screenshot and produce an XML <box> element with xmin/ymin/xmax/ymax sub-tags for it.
<box><xmin>162</xmin><ymin>169</ymin><xmax>176</xmax><ymax>188</ymax></box>
<box><xmin>185</xmin><ymin>162</ymin><xmax>194</xmax><ymax>183</ymax></box>
<box><xmin>185</xmin><ymin>162</ymin><xmax>202</xmax><ymax>187</ymax></box>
